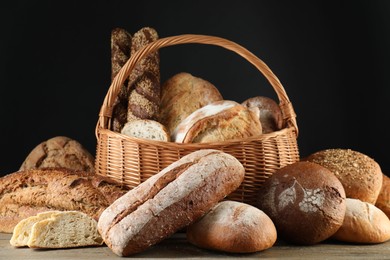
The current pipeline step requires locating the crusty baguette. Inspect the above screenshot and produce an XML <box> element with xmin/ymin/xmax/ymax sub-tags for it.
<box><xmin>127</xmin><ymin>27</ymin><xmax>160</xmax><ymax>121</ymax></box>
<box><xmin>121</xmin><ymin>119</ymin><xmax>170</xmax><ymax>141</ymax></box>
<box><xmin>110</xmin><ymin>28</ymin><xmax>132</xmax><ymax>132</ymax></box>
<box><xmin>98</xmin><ymin>149</ymin><xmax>245</xmax><ymax>256</ymax></box>
<box><xmin>0</xmin><ymin>168</ymin><xmax>128</xmax><ymax>233</ymax></box>
<box><xmin>27</xmin><ymin>211</ymin><xmax>103</xmax><ymax>248</ymax></box>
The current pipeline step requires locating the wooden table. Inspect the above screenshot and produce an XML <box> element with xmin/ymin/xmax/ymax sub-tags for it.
<box><xmin>1</xmin><ymin>232</ymin><xmax>390</xmax><ymax>259</ymax></box>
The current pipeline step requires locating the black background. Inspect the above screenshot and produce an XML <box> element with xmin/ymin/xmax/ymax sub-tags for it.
<box><xmin>0</xmin><ymin>0</ymin><xmax>389</xmax><ymax>176</ymax></box>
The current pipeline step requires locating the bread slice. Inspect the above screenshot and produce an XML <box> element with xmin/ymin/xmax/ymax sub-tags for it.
<box><xmin>121</xmin><ymin>119</ymin><xmax>170</xmax><ymax>141</ymax></box>
<box><xmin>10</xmin><ymin>211</ymin><xmax>61</xmax><ymax>247</ymax></box>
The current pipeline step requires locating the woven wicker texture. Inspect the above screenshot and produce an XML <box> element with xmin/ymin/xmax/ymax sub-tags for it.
<box><xmin>95</xmin><ymin>34</ymin><xmax>299</xmax><ymax>206</ymax></box>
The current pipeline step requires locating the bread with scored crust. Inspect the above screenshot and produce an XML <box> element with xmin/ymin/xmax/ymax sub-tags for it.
<box><xmin>98</xmin><ymin>149</ymin><xmax>245</xmax><ymax>256</ymax></box>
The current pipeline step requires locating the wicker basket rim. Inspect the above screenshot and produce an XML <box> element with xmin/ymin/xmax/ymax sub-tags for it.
<box><xmin>96</xmin><ymin>34</ymin><xmax>298</xmax><ymax>139</ymax></box>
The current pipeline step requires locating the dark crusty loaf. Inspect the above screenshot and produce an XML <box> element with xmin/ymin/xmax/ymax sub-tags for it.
<box><xmin>187</xmin><ymin>200</ymin><xmax>277</xmax><ymax>253</ymax></box>
<box><xmin>158</xmin><ymin>72</ymin><xmax>223</xmax><ymax>134</ymax></box>
<box><xmin>0</xmin><ymin>168</ymin><xmax>128</xmax><ymax>233</ymax></box>
<box><xmin>127</xmin><ymin>27</ymin><xmax>160</xmax><ymax>121</ymax></box>
<box><xmin>110</xmin><ymin>28</ymin><xmax>132</xmax><ymax>132</ymax></box>
<box><xmin>98</xmin><ymin>149</ymin><xmax>245</xmax><ymax>256</ymax></box>
<box><xmin>20</xmin><ymin>136</ymin><xmax>95</xmax><ymax>173</ymax></box>
<box><xmin>305</xmin><ymin>149</ymin><xmax>383</xmax><ymax>204</ymax></box>
<box><xmin>255</xmin><ymin>161</ymin><xmax>346</xmax><ymax>245</ymax></box>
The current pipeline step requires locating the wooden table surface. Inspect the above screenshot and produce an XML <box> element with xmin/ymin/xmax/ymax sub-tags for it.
<box><xmin>1</xmin><ymin>233</ymin><xmax>390</xmax><ymax>259</ymax></box>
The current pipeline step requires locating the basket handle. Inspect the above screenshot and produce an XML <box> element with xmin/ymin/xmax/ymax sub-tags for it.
<box><xmin>96</xmin><ymin>34</ymin><xmax>298</xmax><ymax>138</ymax></box>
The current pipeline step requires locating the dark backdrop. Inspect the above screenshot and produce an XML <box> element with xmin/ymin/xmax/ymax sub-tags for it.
<box><xmin>1</xmin><ymin>0</ymin><xmax>389</xmax><ymax>176</ymax></box>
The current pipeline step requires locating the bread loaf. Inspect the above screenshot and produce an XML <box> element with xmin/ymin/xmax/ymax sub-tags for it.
<box><xmin>127</xmin><ymin>27</ymin><xmax>160</xmax><ymax>121</ymax></box>
<box><xmin>121</xmin><ymin>119</ymin><xmax>170</xmax><ymax>141</ymax></box>
<box><xmin>305</xmin><ymin>149</ymin><xmax>383</xmax><ymax>204</ymax></box>
<box><xmin>159</xmin><ymin>72</ymin><xmax>223</xmax><ymax>134</ymax></box>
<box><xmin>241</xmin><ymin>96</ymin><xmax>283</xmax><ymax>133</ymax></box>
<box><xmin>172</xmin><ymin>100</ymin><xmax>262</xmax><ymax>143</ymax></box>
<box><xmin>0</xmin><ymin>168</ymin><xmax>127</xmax><ymax>233</ymax></box>
<box><xmin>376</xmin><ymin>174</ymin><xmax>390</xmax><ymax>218</ymax></box>
<box><xmin>98</xmin><ymin>149</ymin><xmax>245</xmax><ymax>256</ymax></box>
<box><xmin>255</xmin><ymin>161</ymin><xmax>346</xmax><ymax>245</ymax></box>
<box><xmin>110</xmin><ymin>28</ymin><xmax>132</xmax><ymax>132</ymax></box>
<box><xmin>20</xmin><ymin>136</ymin><xmax>95</xmax><ymax>172</ymax></box>
<box><xmin>332</xmin><ymin>198</ymin><xmax>390</xmax><ymax>244</ymax></box>
<box><xmin>187</xmin><ymin>201</ymin><xmax>277</xmax><ymax>253</ymax></box>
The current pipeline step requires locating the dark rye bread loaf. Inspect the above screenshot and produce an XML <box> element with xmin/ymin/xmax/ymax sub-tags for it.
<box><xmin>0</xmin><ymin>168</ymin><xmax>128</xmax><ymax>233</ymax></box>
<box><xmin>98</xmin><ymin>149</ymin><xmax>245</xmax><ymax>256</ymax></box>
<box><xmin>110</xmin><ymin>28</ymin><xmax>132</xmax><ymax>132</ymax></box>
<box><xmin>127</xmin><ymin>27</ymin><xmax>160</xmax><ymax>121</ymax></box>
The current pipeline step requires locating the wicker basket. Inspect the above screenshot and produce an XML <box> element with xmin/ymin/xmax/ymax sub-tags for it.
<box><xmin>95</xmin><ymin>34</ymin><xmax>299</xmax><ymax>206</ymax></box>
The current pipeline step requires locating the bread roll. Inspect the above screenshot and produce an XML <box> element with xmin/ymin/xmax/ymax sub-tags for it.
<box><xmin>332</xmin><ymin>198</ymin><xmax>390</xmax><ymax>244</ymax></box>
<box><xmin>305</xmin><ymin>149</ymin><xmax>383</xmax><ymax>204</ymax></box>
<box><xmin>187</xmin><ymin>201</ymin><xmax>277</xmax><ymax>253</ymax></box>
<box><xmin>159</xmin><ymin>72</ymin><xmax>223</xmax><ymax>134</ymax></box>
<box><xmin>121</xmin><ymin>119</ymin><xmax>170</xmax><ymax>141</ymax></box>
<box><xmin>20</xmin><ymin>136</ymin><xmax>95</xmax><ymax>172</ymax></box>
<box><xmin>376</xmin><ymin>174</ymin><xmax>390</xmax><ymax>218</ymax></box>
<box><xmin>0</xmin><ymin>168</ymin><xmax>127</xmax><ymax>233</ymax></box>
<box><xmin>110</xmin><ymin>28</ymin><xmax>132</xmax><ymax>132</ymax></box>
<box><xmin>241</xmin><ymin>96</ymin><xmax>283</xmax><ymax>133</ymax></box>
<box><xmin>255</xmin><ymin>161</ymin><xmax>346</xmax><ymax>245</ymax></box>
<box><xmin>172</xmin><ymin>100</ymin><xmax>262</xmax><ymax>143</ymax></box>
<box><xmin>98</xmin><ymin>149</ymin><xmax>245</xmax><ymax>256</ymax></box>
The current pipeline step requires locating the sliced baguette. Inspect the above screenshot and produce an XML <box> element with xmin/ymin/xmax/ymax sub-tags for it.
<box><xmin>121</xmin><ymin>119</ymin><xmax>170</xmax><ymax>141</ymax></box>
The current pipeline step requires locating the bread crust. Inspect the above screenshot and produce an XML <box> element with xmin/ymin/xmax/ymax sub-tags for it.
<box><xmin>0</xmin><ymin>168</ymin><xmax>127</xmax><ymax>233</ymax></box>
<box><xmin>376</xmin><ymin>174</ymin><xmax>390</xmax><ymax>218</ymax></box>
<box><xmin>159</xmin><ymin>72</ymin><xmax>223</xmax><ymax>134</ymax></box>
<box><xmin>97</xmin><ymin>149</ymin><xmax>245</xmax><ymax>256</ymax></box>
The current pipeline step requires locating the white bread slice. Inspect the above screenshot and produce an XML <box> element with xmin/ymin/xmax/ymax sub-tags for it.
<box><xmin>10</xmin><ymin>211</ymin><xmax>61</xmax><ymax>247</ymax></box>
<box><xmin>121</xmin><ymin>119</ymin><xmax>170</xmax><ymax>141</ymax></box>
<box><xmin>12</xmin><ymin>211</ymin><xmax>103</xmax><ymax>248</ymax></box>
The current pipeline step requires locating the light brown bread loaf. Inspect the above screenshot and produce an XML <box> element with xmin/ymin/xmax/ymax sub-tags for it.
<box><xmin>172</xmin><ymin>100</ymin><xmax>262</xmax><ymax>143</ymax></box>
<box><xmin>255</xmin><ymin>161</ymin><xmax>346</xmax><ymax>245</ymax></box>
<box><xmin>98</xmin><ymin>149</ymin><xmax>245</xmax><ymax>256</ymax></box>
<box><xmin>110</xmin><ymin>28</ymin><xmax>132</xmax><ymax>132</ymax></box>
<box><xmin>127</xmin><ymin>27</ymin><xmax>160</xmax><ymax>121</ymax></box>
<box><xmin>241</xmin><ymin>96</ymin><xmax>284</xmax><ymax>133</ymax></box>
<box><xmin>305</xmin><ymin>149</ymin><xmax>383</xmax><ymax>204</ymax></box>
<box><xmin>332</xmin><ymin>198</ymin><xmax>390</xmax><ymax>244</ymax></box>
<box><xmin>121</xmin><ymin>119</ymin><xmax>170</xmax><ymax>141</ymax></box>
<box><xmin>159</xmin><ymin>72</ymin><xmax>223</xmax><ymax>134</ymax></box>
<box><xmin>187</xmin><ymin>201</ymin><xmax>277</xmax><ymax>253</ymax></box>
<box><xmin>376</xmin><ymin>174</ymin><xmax>390</xmax><ymax>218</ymax></box>
<box><xmin>0</xmin><ymin>168</ymin><xmax>127</xmax><ymax>233</ymax></box>
<box><xmin>20</xmin><ymin>136</ymin><xmax>95</xmax><ymax>172</ymax></box>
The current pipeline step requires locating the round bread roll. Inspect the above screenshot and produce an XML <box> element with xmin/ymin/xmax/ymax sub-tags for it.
<box><xmin>332</xmin><ymin>198</ymin><xmax>390</xmax><ymax>244</ymax></box>
<box><xmin>172</xmin><ymin>100</ymin><xmax>262</xmax><ymax>143</ymax></box>
<box><xmin>375</xmin><ymin>174</ymin><xmax>390</xmax><ymax>219</ymax></box>
<box><xmin>241</xmin><ymin>96</ymin><xmax>283</xmax><ymax>133</ymax></box>
<box><xmin>159</xmin><ymin>72</ymin><xmax>223</xmax><ymax>134</ymax></box>
<box><xmin>20</xmin><ymin>136</ymin><xmax>95</xmax><ymax>172</ymax></box>
<box><xmin>255</xmin><ymin>161</ymin><xmax>346</xmax><ymax>245</ymax></box>
<box><xmin>186</xmin><ymin>201</ymin><xmax>277</xmax><ymax>253</ymax></box>
<box><xmin>305</xmin><ymin>149</ymin><xmax>383</xmax><ymax>204</ymax></box>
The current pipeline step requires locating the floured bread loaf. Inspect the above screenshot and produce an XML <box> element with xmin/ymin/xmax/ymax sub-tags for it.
<box><xmin>172</xmin><ymin>100</ymin><xmax>262</xmax><ymax>143</ymax></box>
<box><xmin>10</xmin><ymin>211</ymin><xmax>61</xmax><ymax>247</ymax></box>
<box><xmin>121</xmin><ymin>119</ymin><xmax>170</xmax><ymax>141</ymax></box>
<box><xmin>159</xmin><ymin>72</ymin><xmax>223</xmax><ymax>134</ymax></box>
<box><xmin>11</xmin><ymin>211</ymin><xmax>103</xmax><ymax>248</ymax></box>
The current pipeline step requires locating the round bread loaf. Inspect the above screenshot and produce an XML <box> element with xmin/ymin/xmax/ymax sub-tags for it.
<box><xmin>375</xmin><ymin>174</ymin><xmax>390</xmax><ymax>219</ymax></box>
<box><xmin>332</xmin><ymin>198</ymin><xmax>390</xmax><ymax>244</ymax></box>
<box><xmin>186</xmin><ymin>201</ymin><xmax>277</xmax><ymax>253</ymax></box>
<box><xmin>255</xmin><ymin>161</ymin><xmax>346</xmax><ymax>245</ymax></box>
<box><xmin>241</xmin><ymin>96</ymin><xmax>283</xmax><ymax>133</ymax></box>
<box><xmin>20</xmin><ymin>136</ymin><xmax>95</xmax><ymax>172</ymax></box>
<box><xmin>158</xmin><ymin>72</ymin><xmax>223</xmax><ymax>134</ymax></box>
<box><xmin>172</xmin><ymin>100</ymin><xmax>262</xmax><ymax>143</ymax></box>
<box><xmin>305</xmin><ymin>149</ymin><xmax>383</xmax><ymax>204</ymax></box>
